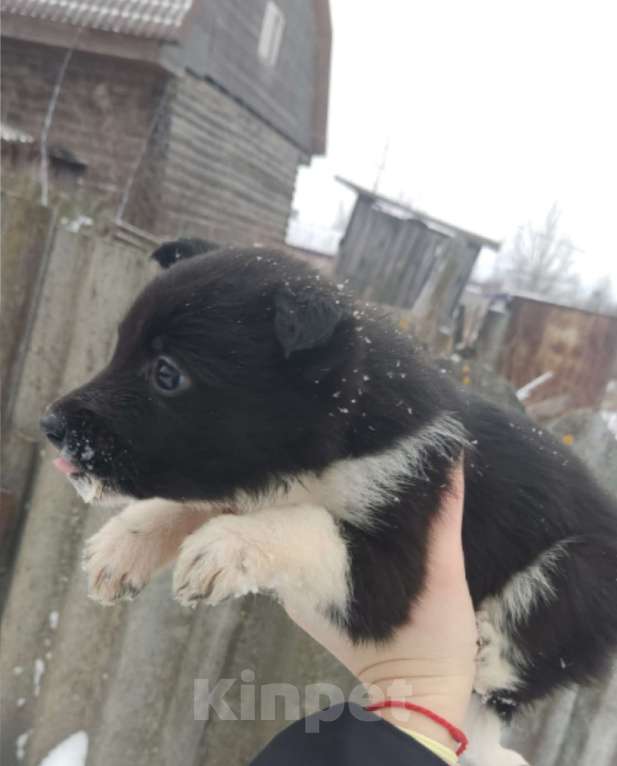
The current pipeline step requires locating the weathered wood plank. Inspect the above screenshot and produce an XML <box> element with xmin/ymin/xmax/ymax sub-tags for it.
<box><xmin>0</xmin><ymin>195</ymin><xmax>54</xmax><ymax>418</ymax></box>
<box><xmin>162</xmin><ymin>75</ymin><xmax>301</xmax><ymax>243</ymax></box>
<box><xmin>178</xmin><ymin>0</ymin><xmax>321</xmax><ymax>153</ymax></box>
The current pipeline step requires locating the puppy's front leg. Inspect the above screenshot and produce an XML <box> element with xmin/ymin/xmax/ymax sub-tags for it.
<box><xmin>173</xmin><ymin>505</ymin><xmax>350</xmax><ymax>616</ymax></box>
<box><xmin>84</xmin><ymin>499</ymin><xmax>214</xmax><ymax>604</ymax></box>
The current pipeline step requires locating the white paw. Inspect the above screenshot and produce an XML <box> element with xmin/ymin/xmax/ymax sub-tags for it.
<box><xmin>83</xmin><ymin>517</ymin><xmax>156</xmax><ymax>604</ymax></box>
<box><xmin>173</xmin><ymin>517</ymin><xmax>273</xmax><ymax>607</ymax></box>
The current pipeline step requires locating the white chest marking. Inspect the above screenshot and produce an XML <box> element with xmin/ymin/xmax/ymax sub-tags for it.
<box><xmin>235</xmin><ymin>413</ymin><xmax>468</xmax><ymax>527</ymax></box>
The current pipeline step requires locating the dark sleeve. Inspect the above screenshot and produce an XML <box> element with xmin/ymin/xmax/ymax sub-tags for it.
<box><xmin>250</xmin><ymin>703</ymin><xmax>447</xmax><ymax>766</ymax></box>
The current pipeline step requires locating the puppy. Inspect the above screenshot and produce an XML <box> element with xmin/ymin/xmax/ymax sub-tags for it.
<box><xmin>41</xmin><ymin>240</ymin><xmax>617</xmax><ymax>765</ymax></box>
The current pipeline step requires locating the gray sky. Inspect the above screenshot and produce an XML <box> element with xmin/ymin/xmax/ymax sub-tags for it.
<box><xmin>293</xmin><ymin>0</ymin><xmax>617</xmax><ymax>286</ymax></box>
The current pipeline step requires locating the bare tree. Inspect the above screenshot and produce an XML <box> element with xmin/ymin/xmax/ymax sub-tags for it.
<box><xmin>498</xmin><ymin>204</ymin><xmax>583</xmax><ymax>301</ymax></box>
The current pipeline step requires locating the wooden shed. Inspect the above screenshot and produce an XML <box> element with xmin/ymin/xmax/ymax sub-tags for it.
<box><xmin>477</xmin><ymin>293</ymin><xmax>617</xmax><ymax>419</ymax></box>
<box><xmin>335</xmin><ymin>178</ymin><xmax>499</xmax><ymax>343</ymax></box>
<box><xmin>1</xmin><ymin>0</ymin><xmax>331</xmax><ymax>243</ymax></box>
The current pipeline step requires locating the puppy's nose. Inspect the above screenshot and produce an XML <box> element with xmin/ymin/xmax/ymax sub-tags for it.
<box><xmin>40</xmin><ymin>411</ymin><xmax>66</xmax><ymax>448</ymax></box>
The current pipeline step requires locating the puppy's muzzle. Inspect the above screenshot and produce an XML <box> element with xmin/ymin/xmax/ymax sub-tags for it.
<box><xmin>40</xmin><ymin>410</ymin><xmax>67</xmax><ymax>449</ymax></box>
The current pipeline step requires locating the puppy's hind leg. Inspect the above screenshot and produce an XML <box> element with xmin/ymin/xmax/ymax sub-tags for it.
<box><xmin>84</xmin><ymin>499</ymin><xmax>212</xmax><ymax>604</ymax></box>
<box><xmin>462</xmin><ymin>694</ymin><xmax>529</xmax><ymax>766</ymax></box>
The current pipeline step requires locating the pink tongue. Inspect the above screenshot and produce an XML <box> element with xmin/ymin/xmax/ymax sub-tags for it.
<box><xmin>53</xmin><ymin>456</ymin><xmax>79</xmax><ymax>476</ymax></box>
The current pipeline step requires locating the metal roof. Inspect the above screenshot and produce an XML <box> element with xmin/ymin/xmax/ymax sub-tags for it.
<box><xmin>498</xmin><ymin>289</ymin><xmax>617</xmax><ymax>319</ymax></box>
<box><xmin>1</xmin><ymin>0</ymin><xmax>193</xmax><ymax>41</ymax></box>
<box><xmin>336</xmin><ymin>176</ymin><xmax>501</xmax><ymax>251</ymax></box>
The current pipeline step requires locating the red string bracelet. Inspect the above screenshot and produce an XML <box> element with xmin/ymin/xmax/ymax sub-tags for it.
<box><xmin>365</xmin><ymin>699</ymin><xmax>468</xmax><ymax>756</ymax></box>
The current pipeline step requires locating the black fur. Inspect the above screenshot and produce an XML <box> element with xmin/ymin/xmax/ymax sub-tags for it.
<box><xmin>43</xmin><ymin>245</ymin><xmax>617</xmax><ymax>717</ymax></box>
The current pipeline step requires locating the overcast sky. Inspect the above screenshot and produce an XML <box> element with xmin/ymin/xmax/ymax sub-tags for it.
<box><xmin>293</xmin><ymin>0</ymin><xmax>617</xmax><ymax>287</ymax></box>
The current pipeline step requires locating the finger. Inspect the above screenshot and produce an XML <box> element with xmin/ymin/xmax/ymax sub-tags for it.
<box><xmin>426</xmin><ymin>461</ymin><xmax>466</xmax><ymax>574</ymax></box>
<box><xmin>434</xmin><ymin>460</ymin><xmax>465</xmax><ymax>535</ymax></box>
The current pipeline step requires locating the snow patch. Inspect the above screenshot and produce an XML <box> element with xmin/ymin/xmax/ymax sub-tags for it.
<box><xmin>49</xmin><ymin>611</ymin><xmax>59</xmax><ymax>630</ymax></box>
<box><xmin>80</xmin><ymin>445</ymin><xmax>95</xmax><ymax>462</ymax></box>
<box><xmin>38</xmin><ymin>731</ymin><xmax>89</xmax><ymax>766</ymax></box>
<box><xmin>601</xmin><ymin>410</ymin><xmax>617</xmax><ymax>437</ymax></box>
<box><xmin>33</xmin><ymin>658</ymin><xmax>45</xmax><ymax>697</ymax></box>
<box><xmin>16</xmin><ymin>730</ymin><xmax>31</xmax><ymax>761</ymax></box>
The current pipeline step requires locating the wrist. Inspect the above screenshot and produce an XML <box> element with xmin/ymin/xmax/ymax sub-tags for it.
<box><xmin>371</xmin><ymin>695</ymin><xmax>468</xmax><ymax>753</ymax></box>
<box><xmin>361</xmin><ymin>671</ymin><xmax>473</xmax><ymax>754</ymax></box>
<box><xmin>359</xmin><ymin>659</ymin><xmax>474</xmax><ymax>723</ymax></box>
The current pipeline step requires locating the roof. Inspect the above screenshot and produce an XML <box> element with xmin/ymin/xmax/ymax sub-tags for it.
<box><xmin>496</xmin><ymin>290</ymin><xmax>617</xmax><ymax>320</ymax></box>
<box><xmin>337</xmin><ymin>176</ymin><xmax>501</xmax><ymax>251</ymax></box>
<box><xmin>2</xmin><ymin>0</ymin><xmax>331</xmax><ymax>156</ymax></box>
<box><xmin>1</xmin><ymin>0</ymin><xmax>193</xmax><ymax>41</ymax></box>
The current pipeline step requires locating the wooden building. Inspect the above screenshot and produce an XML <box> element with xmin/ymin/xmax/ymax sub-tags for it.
<box><xmin>1</xmin><ymin>0</ymin><xmax>331</xmax><ymax>243</ymax></box>
<box><xmin>475</xmin><ymin>293</ymin><xmax>617</xmax><ymax>420</ymax></box>
<box><xmin>336</xmin><ymin>179</ymin><xmax>499</xmax><ymax>312</ymax></box>
<box><xmin>335</xmin><ymin>178</ymin><xmax>499</xmax><ymax>348</ymax></box>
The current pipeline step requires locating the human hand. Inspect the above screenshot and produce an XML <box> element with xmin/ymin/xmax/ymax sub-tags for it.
<box><xmin>286</xmin><ymin>462</ymin><xmax>477</xmax><ymax>749</ymax></box>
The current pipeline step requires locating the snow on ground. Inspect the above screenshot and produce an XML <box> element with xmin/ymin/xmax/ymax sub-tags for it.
<box><xmin>16</xmin><ymin>730</ymin><xmax>31</xmax><ymax>761</ymax></box>
<box><xmin>38</xmin><ymin>732</ymin><xmax>88</xmax><ymax>766</ymax></box>
<box><xmin>601</xmin><ymin>410</ymin><xmax>617</xmax><ymax>437</ymax></box>
<box><xmin>33</xmin><ymin>658</ymin><xmax>45</xmax><ymax>697</ymax></box>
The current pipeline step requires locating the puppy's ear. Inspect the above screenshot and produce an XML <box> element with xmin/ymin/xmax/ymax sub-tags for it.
<box><xmin>151</xmin><ymin>238</ymin><xmax>219</xmax><ymax>269</ymax></box>
<box><xmin>274</xmin><ymin>284</ymin><xmax>344</xmax><ymax>358</ymax></box>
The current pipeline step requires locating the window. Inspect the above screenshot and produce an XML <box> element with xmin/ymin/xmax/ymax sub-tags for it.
<box><xmin>258</xmin><ymin>1</ymin><xmax>285</xmax><ymax>67</ymax></box>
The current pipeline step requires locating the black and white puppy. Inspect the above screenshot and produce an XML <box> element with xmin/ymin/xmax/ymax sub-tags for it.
<box><xmin>41</xmin><ymin>241</ymin><xmax>617</xmax><ymax>765</ymax></box>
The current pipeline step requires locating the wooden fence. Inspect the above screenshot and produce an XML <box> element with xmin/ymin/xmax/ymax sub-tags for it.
<box><xmin>1</xmin><ymin>194</ymin><xmax>615</xmax><ymax>765</ymax></box>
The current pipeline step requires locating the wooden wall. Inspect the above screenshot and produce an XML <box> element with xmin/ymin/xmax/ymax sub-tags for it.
<box><xmin>1</xmin><ymin>35</ymin><xmax>305</xmax><ymax>244</ymax></box>
<box><xmin>1</xmin><ymin>37</ymin><xmax>169</xmax><ymax>229</ymax></box>
<box><xmin>159</xmin><ymin>73</ymin><xmax>303</xmax><ymax>246</ymax></box>
<box><xmin>336</xmin><ymin>195</ymin><xmax>481</xmax><ymax>329</ymax></box>
<box><xmin>498</xmin><ymin>297</ymin><xmax>617</xmax><ymax>419</ymax></box>
<box><xmin>173</xmin><ymin>0</ymin><xmax>326</xmax><ymax>154</ymax></box>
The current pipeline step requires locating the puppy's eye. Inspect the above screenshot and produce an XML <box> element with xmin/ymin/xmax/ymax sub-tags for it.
<box><xmin>152</xmin><ymin>356</ymin><xmax>189</xmax><ymax>395</ymax></box>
